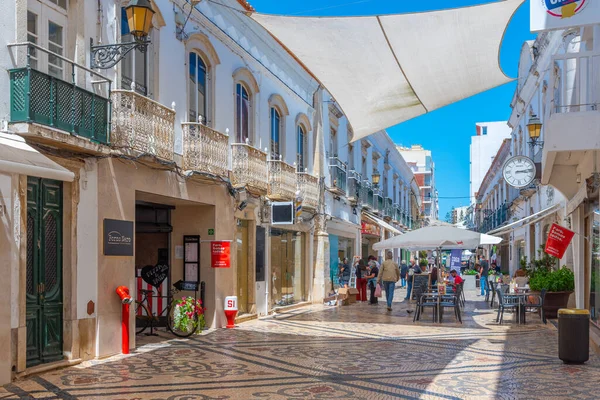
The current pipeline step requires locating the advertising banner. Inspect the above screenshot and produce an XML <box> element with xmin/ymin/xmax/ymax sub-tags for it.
<box><xmin>211</xmin><ymin>241</ymin><xmax>231</xmax><ymax>268</ymax></box>
<box><xmin>531</xmin><ymin>0</ymin><xmax>600</xmax><ymax>32</ymax></box>
<box><xmin>361</xmin><ymin>220</ymin><xmax>381</xmax><ymax>236</ymax></box>
<box><xmin>449</xmin><ymin>249</ymin><xmax>462</xmax><ymax>272</ymax></box>
<box><xmin>544</xmin><ymin>223</ymin><xmax>575</xmax><ymax>259</ymax></box>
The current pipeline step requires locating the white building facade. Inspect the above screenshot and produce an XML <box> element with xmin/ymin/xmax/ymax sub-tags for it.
<box><xmin>470</xmin><ymin>121</ymin><xmax>512</xmax><ymax>203</ymax></box>
<box><xmin>397</xmin><ymin>145</ymin><xmax>438</xmax><ymax>221</ymax></box>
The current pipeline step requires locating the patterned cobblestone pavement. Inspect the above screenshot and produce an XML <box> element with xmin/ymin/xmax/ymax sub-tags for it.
<box><xmin>3</xmin><ymin>288</ymin><xmax>600</xmax><ymax>399</ymax></box>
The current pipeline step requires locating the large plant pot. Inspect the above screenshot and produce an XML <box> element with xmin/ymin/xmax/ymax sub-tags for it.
<box><xmin>462</xmin><ymin>275</ymin><xmax>476</xmax><ymax>291</ymax></box>
<box><xmin>543</xmin><ymin>291</ymin><xmax>573</xmax><ymax>319</ymax></box>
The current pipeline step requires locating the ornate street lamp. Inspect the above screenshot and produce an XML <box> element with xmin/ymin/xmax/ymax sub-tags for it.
<box><xmin>372</xmin><ymin>170</ymin><xmax>381</xmax><ymax>187</ymax></box>
<box><xmin>90</xmin><ymin>0</ymin><xmax>155</xmax><ymax>69</ymax></box>
<box><xmin>527</xmin><ymin>115</ymin><xmax>543</xmax><ymax>149</ymax></box>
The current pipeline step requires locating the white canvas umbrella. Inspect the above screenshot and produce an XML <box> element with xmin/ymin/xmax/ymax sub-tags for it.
<box><xmin>372</xmin><ymin>225</ymin><xmax>502</xmax><ymax>251</ymax></box>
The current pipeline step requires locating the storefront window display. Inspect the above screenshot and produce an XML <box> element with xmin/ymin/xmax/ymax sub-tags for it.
<box><xmin>270</xmin><ymin>229</ymin><xmax>305</xmax><ymax>307</ymax></box>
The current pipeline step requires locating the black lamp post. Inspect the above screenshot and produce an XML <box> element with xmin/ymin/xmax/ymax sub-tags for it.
<box><xmin>91</xmin><ymin>0</ymin><xmax>155</xmax><ymax>69</ymax></box>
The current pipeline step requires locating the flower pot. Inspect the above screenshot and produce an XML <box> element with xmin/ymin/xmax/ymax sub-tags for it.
<box><xmin>462</xmin><ymin>275</ymin><xmax>476</xmax><ymax>291</ymax></box>
<box><xmin>543</xmin><ymin>291</ymin><xmax>573</xmax><ymax>319</ymax></box>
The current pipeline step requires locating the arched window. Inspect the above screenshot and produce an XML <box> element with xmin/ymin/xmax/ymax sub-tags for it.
<box><xmin>235</xmin><ymin>83</ymin><xmax>250</xmax><ymax>143</ymax></box>
<box><xmin>270</xmin><ymin>107</ymin><xmax>281</xmax><ymax>158</ymax></box>
<box><xmin>296</xmin><ymin>125</ymin><xmax>306</xmax><ymax>171</ymax></box>
<box><xmin>188</xmin><ymin>52</ymin><xmax>207</xmax><ymax>123</ymax></box>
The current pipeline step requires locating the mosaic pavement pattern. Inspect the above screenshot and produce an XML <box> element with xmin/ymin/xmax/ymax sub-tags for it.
<box><xmin>3</xmin><ymin>288</ymin><xmax>600</xmax><ymax>399</ymax></box>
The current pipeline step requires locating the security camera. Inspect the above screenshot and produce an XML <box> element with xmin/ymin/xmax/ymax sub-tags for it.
<box><xmin>238</xmin><ymin>201</ymin><xmax>248</xmax><ymax>211</ymax></box>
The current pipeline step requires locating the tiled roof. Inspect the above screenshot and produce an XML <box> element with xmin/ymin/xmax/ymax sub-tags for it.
<box><xmin>236</xmin><ymin>0</ymin><xmax>255</xmax><ymax>12</ymax></box>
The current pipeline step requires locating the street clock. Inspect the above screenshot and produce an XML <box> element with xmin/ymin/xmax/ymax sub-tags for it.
<box><xmin>502</xmin><ymin>156</ymin><xmax>536</xmax><ymax>188</ymax></box>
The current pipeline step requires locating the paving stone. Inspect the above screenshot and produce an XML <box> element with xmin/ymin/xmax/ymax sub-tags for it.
<box><xmin>4</xmin><ymin>288</ymin><xmax>600</xmax><ymax>399</ymax></box>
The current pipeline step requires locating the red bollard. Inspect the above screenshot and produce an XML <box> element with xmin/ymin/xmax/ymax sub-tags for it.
<box><xmin>116</xmin><ymin>286</ymin><xmax>134</xmax><ymax>354</ymax></box>
<box><xmin>224</xmin><ymin>296</ymin><xmax>238</xmax><ymax>329</ymax></box>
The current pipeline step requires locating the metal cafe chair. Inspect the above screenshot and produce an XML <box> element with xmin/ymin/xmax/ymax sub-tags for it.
<box><xmin>496</xmin><ymin>288</ymin><xmax>520</xmax><ymax>324</ymax></box>
<box><xmin>523</xmin><ymin>288</ymin><xmax>547</xmax><ymax>324</ymax></box>
<box><xmin>439</xmin><ymin>284</ymin><xmax>462</xmax><ymax>323</ymax></box>
<box><xmin>412</xmin><ymin>283</ymin><xmax>429</xmax><ymax>322</ymax></box>
<box><xmin>489</xmin><ymin>281</ymin><xmax>498</xmax><ymax>308</ymax></box>
<box><xmin>417</xmin><ymin>293</ymin><xmax>438</xmax><ymax>322</ymax></box>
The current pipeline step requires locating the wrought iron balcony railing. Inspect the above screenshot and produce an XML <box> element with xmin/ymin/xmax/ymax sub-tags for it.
<box><xmin>111</xmin><ymin>90</ymin><xmax>175</xmax><ymax>161</ymax></box>
<box><xmin>329</xmin><ymin>157</ymin><xmax>347</xmax><ymax>195</ymax></box>
<box><xmin>9</xmin><ymin>68</ymin><xmax>110</xmax><ymax>144</ymax></box>
<box><xmin>392</xmin><ymin>205</ymin><xmax>401</xmax><ymax>224</ymax></box>
<box><xmin>231</xmin><ymin>143</ymin><xmax>268</xmax><ymax>193</ymax></box>
<box><xmin>383</xmin><ymin>197</ymin><xmax>394</xmax><ymax>218</ymax></box>
<box><xmin>268</xmin><ymin>159</ymin><xmax>297</xmax><ymax>201</ymax></box>
<box><xmin>373</xmin><ymin>189</ymin><xmax>384</xmax><ymax>213</ymax></box>
<box><xmin>361</xmin><ymin>180</ymin><xmax>374</xmax><ymax>209</ymax></box>
<box><xmin>8</xmin><ymin>42</ymin><xmax>111</xmax><ymax>145</ymax></box>
<box><xmin>347</xmin><ymin>170</ymin><xmax>362</xmax><ymax>203</ymax></box>
<box><xmin>182</xmin><ymin>123</ymin><xmax>229</xmax><ymax>178</ymax></box>
<box><xmin>552</xmin><ymin>51</ymin><xmax>600</xmax><ymax>114</ymax></box>
<box><xmin>297</xmin><ymin>172</ymin><xmax>319</xmax><ymax>210</ymax></box>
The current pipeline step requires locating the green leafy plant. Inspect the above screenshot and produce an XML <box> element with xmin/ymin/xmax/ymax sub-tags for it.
<box><xmin>463</xmin><ymin>269</ymin><xmax>479</xmax><ymax>276</ymax></box>
<box><xmin>529</xmin><ymin>267</ymin><xmax>574</xmax><ymax>292</ymax></box>
<box><xmin>527</xmin><ymin>246</ymin><xmax>559</xmax><ymax>277</ymax></box>
<box><xmin>419</xmin><ymin>259</ymin><xmax>428</xmax><ymax>267</ymax></box>
<box><xmin>173</xmin><ymin>296</ymin><xmax>206</xmax><ymax>333</ymax></box>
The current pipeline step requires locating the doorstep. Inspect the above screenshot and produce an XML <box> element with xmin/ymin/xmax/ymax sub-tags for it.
<box><xmin>272</xmin><ymin>301</ymin><xmax>312</xmax><ymax>314</ymax></box>
<box><xmin>235</xmin><ymin>313</ymin><xmax>258</xmax><ymax>324</ymax></box>
<box><xmin>15</xmin><ymin>358</ymin><xmax>82</xmax><ymax>379</ymax></box>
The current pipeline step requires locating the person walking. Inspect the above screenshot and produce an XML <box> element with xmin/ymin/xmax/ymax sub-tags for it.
<box><xmin>365</xmin><ymin>260</ymin><xmax>380</xmax><ymax>304</ymax></box>
<box><xmin>378</xmin><ymin>252</ymin><xmax>400</xmax><ymax>311</ymax></box>
<box><xmin>400</xmin><ymin>261</ymin><xmax>408</xmax><ymax>288</ymax></box>
<box><xmin>356</xmin><ymin>259</ymin><xmax>368</xmax><ymax>302</ymax></box>
<box><xmin>479</xmin><ymin>257</ymin><xmax>489</xmax><ymax>297</ymax></box>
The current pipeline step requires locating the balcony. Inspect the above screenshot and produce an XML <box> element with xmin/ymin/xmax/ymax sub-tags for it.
<box><xmin>392</xmin><ymin>205</ymin><xmax>401</xmax><ymax>224</ymax></box>
<box><xmin>297</xmin><ymin>172</ymin><xmax>319</xmax><ymax>210</ymax></box>
<box><xmin>268</xmin><ymin>159</ymin><xmax>297</xmax><ymax>201</ymax></box>
<box><xmin>543</xmin><ymin>51</ymin><xmax>600</xmax><ymax>188</ymax></box>
<box><xmin>329</xmin><ymin>157</ymin><xmax>347</xmax><ymax>195</ymax></box>
<box><xmin>231</xmin><ymin>144</ymin><xmax>268</xmax><ymax>194</ymax></box>
<box><xmin>373</xmin><ymin>189</ymin><xmax>384</xmax><ymax>214</ymax></box>
<box><xmin>347</xmin><ymin>170</ymin><xmax>362</xmax><ymax>204</ymax></box>
<box><xmin>182</xmin><ymin>123</ymin><xmax>229</xmax><ymax>179</ymax></box>
<box><xmin>360</xmin><ymin>180</ymin><xmax>374</xmax><ymax>209</ymax></box>
<box><xmin>111</xmin><ymin>90</ymin><xmax>175</xmax><ymax>162</ymax></box>
<box><xmin>383</xmin><ymin>197</ymin><xmax>393</xmax><ymax>219</ymax></box>
<box><xmin>519</xmin><ymin>183</ymin><xmax>537</xmax><ymax>198</ymax></box>
<box><xmin>9</xmin><ymin>68</ymin><xmax>109</xmax><ymax>144</ymax></box>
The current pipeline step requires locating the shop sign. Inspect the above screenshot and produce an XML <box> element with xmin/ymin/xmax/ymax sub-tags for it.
<box><xmin>361</xmin><ymin>221</ymin><xmax>381</xmax><ymax>236</ymax></box>
<box><xmin>211</xmin><ymin>241</ymin><xmax>231</xmax><ymax>268</ymax></box>
<box><xmin>544</xmin><ymin>223</ymin><xmax>575</xmax><ymax>259</ymax></box>
<box><xmin>141</xmin><ymin>263</ymin><xmax>169</xmax><ymax>288</ymax></box>
<box><xmin>103</xmin><ymin>219</ymin><xmax>134</xmax><ymax>256</ymax></box>
<box><xmin>531</xmin><ymin>0</ymin><xmax>598</xmax><ymax>32</ymax></box>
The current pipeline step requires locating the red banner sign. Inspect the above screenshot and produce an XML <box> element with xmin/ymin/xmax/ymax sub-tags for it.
<box><xmin>211</xmin><ymin>241</ymin><xmax>231</xmax><ymax>268</ymax></box>
<box><xmin>544</xmin><ymin>223</ymin><xmax>575</xmax><ymax>259</ymax></box>
<box><xmin>361</xmin><ymin>221</ymin><xmax>381</xmax><ymax>236</ymax></box>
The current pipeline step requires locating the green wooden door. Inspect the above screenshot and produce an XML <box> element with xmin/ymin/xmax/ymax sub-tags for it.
<box><xmin>26</xmin><ymin>177</ymin><xmax>63</xmax><ymax>367</ymax></box>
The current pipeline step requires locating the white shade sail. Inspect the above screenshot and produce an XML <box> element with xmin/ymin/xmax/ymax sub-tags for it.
<box><xmin>252</xmin><ymin>0</ymin><xmax>524</xmax><ymax>141</ymax></box>
<box><xmin>372</xmin><ymin>225</ymin><xmax>502</xmax><ymax>251</ymax></box>
<box><xmin>0</xmin><ymin>133</ymin><xmax>74</xmax><ymax>182</ymax></box>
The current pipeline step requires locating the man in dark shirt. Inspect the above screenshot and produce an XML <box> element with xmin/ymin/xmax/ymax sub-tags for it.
<box><xmin>400</xmin><ymin>262</ymin><xmax>408</xmax><ymax>288</ymax></box>
<box><xmin>479</xmin><ymin>258</ymin><xmax>489</xmax><ymax>297</ymax></box>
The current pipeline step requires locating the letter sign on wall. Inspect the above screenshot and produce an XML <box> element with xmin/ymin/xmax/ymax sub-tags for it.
<box><xmin>211</xmin><ymin>241</ymin><xmax>231</xmax><ymax>268</ymax></box>
<box><xmin>103</xmin><ymin>219</ymin><xmax>134</xmax><ymax>256</ymax></box>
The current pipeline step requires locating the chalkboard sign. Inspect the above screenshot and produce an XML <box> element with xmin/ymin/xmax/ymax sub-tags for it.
<box><xmin>411</xmin><ymin>274</ymin><xmax>431</xmax><ymax>299</ymax></box>
<box><xmin>256</xmin><ymin>226</ymin><xmax>266</xmax><ymax>282</ymax></box>
<box><xmin>173</xmin><ymin>280</ymin><xmax>199</xmax><ymax>291</ymax></box>
<box><xmin>141</xmin><ymin>263</ymin><xmax>169</xmax><ymax>288</ymax></box>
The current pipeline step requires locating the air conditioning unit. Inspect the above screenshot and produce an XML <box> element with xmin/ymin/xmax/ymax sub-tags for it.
<box><xmin>271</xmin><ymin>202</ymin><xmax>294</xmax><ymax>225</ymax></box>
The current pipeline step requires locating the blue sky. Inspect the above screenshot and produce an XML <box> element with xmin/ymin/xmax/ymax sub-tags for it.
<box><xmin>249</xmin><ymin>0</ymin><xmax>536</xmax><ymax>219</ymax></box>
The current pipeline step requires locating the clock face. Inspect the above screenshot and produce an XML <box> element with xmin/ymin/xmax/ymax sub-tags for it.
<box><xmin>503</xmin><ymin>156</ymin><xmax>536</xmax><ymax>188</ymax></box>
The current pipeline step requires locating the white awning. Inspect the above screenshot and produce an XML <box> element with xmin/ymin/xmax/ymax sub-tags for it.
<box><xmin>252</xmin><ymin>0</ymin><xmax>523</xmax><ymax>141</ymax></box>
<box><xmin>364</xmin><ymin>213</ymin><xmax>402</xmax><ymax>236</ymax></box>
<box><xmin>0</xmin><ymin>133</ymin><xmax>74</xmax><ymax>181</ymax></box>
<box><xmin>487</xmin><ymin>203</ymin><xmax>563</xmax><ymax>236</ymax></box>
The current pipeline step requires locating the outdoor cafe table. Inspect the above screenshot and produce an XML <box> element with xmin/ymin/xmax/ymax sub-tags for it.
<box><xmin>419</xmin><ymin>284</ymin><xmax>457</xmax><ymax>323</ymax></box>
<box><xmin>511</xmin><ymin>289</ymin><xmax>530</xmax><ymax>324</ymax></box>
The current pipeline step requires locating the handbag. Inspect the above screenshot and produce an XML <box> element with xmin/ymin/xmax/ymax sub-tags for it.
<box><xmin>374</xmin><ymin>283</ymin><xmax>382</xmax><ymax>298</ymax></box>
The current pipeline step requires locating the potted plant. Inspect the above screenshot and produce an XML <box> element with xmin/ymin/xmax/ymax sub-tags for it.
<box><xmin>419</xmin><ymin>258</ymin><xmax>428</xmax><ymax>272</ymax></box>
<box><xmin>172</xmin><ymin>296</ymin><xmax>206</xmax><ymax>334</ymax></box>
<box><xmin>462</xmin><ymin>268</ymin><xmax>478</xmax><ymax>290</ymax></box>
<box><xmin>529</xmin><ymin>267</ymin><xmax>575</xmax><ymax>319</ymax></box>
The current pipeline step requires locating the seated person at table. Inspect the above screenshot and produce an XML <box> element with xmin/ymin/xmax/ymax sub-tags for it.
<box><xmin>430</xmin><ymin>266</ymin><xmax>438</xmax><ymax>286</ymax></box>
<box><xmin>448</xmin><ymin>270</ymin><xmax>463</xmax><ymax>292</ymax></box>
